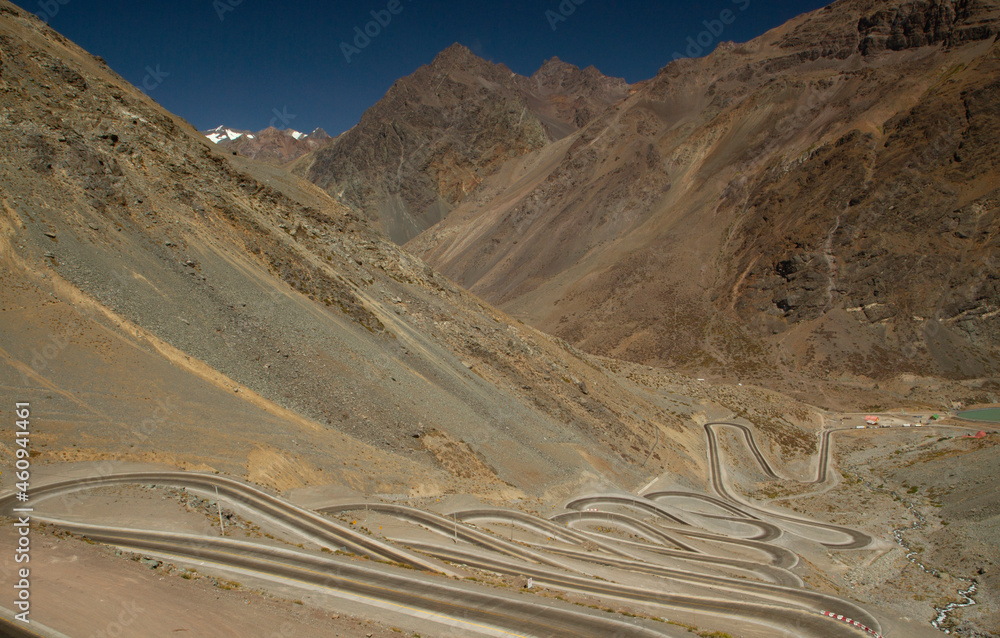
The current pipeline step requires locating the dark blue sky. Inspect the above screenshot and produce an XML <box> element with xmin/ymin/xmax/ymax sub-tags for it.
<box><xmin>16</xmin><ymin>0</ymin><xmax>831</xmax><ymax>134</ymax></box>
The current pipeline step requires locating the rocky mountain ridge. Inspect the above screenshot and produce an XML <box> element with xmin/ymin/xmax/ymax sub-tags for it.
<box><xmin>402</xmin><ymin>0</ymin><xmax>1000</xmax><ymax>401</ymax></box>
<box><xmin>203</xmin><ymin>124</ymin><xmax>335</xmax><ymax>164</ymax></box>
<box><xmin>291</xmin><ymin>44</ymin><xmax>630</xmax><ymax>244</ymax></box>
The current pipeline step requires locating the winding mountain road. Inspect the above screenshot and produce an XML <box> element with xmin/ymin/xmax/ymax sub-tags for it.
<box><xmin>2</xmin><ymin>452</ymin><xmax>887</xmax><ymax>638</ymax></box>
<box><xmin>703</xmin><ymin>422</ymin><xmax>873</xmax><ymax>549</ymax></box>
<box><xmin>43</xmin><ymin>520</ymin><xmax>666</xmax><ymax>638</ymax></box>
<box><xmin>0</xmin><ymin>472</ymin><xmax>450</xmax><ymax>575</ymax></box>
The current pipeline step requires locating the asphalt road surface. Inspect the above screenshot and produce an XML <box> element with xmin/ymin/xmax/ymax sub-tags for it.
<box><xmin>0</xmin><ymin>438</ymin><xmax>889</xmax><ymax>638</ymax></box>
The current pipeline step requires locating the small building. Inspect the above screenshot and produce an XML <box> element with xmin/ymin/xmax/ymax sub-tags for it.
<box><xmin>865</xmin><ymin>415</ymin><xmax>880</xmax><ymax>425</ymax></box>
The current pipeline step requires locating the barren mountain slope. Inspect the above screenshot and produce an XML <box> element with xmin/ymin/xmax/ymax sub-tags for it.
<box><xmin>408</xmin><ymin>0</ymin><xmax>1000</xmax><ymax>399</ymax></box>
<box><xmin>0</xmin><ymin>1</ymin><xmax>823</xmax><ymax>500</ymax></box>
<box><xmin>292</xmin><ymin>44</ymin><xmax>629</xmax><ymax>244</ymax></box>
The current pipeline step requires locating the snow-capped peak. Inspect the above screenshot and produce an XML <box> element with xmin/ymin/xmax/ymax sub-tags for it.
<box><xmin>203</xmin><ymin>125</ymin><xmax>248</xmax><ymax>144</ymax></box>
<box><xmin>204</xmin><ymin>125</ymin><xmax>318</xmax><ymax>144</ymax></box>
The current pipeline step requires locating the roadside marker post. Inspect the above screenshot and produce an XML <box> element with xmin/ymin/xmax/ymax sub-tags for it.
<box><xmin>215</xmin><ymin>486</ymin><xmax>225</xmax><ymax>536</ymax></box>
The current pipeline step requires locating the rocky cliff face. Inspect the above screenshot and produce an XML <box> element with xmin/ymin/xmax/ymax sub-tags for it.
<box><xmin>858</xmin><ymin>0</ymin><xmax>999</xmax><ymax>53</ymax></box>
<box><xmin>525</xmin><ymin>56</ymin><xmax>631</xmax><ymax>133</ymax></box>
<box><xmin>293</xmin><ymin>44</ymin><xmax>629</xmax><ymax>244</ymax></box>
<box><xmin>407</xmin><ymin>0</ymin><xmax>1000</xmax><ymax>392</ymax></box>
<box><xmin>711</xmin><ymin>0</ymin><xmax>1000</xmax><ymax>381</ymax></box>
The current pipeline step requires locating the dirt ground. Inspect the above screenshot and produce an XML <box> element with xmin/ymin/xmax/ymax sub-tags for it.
<box><xmin>0</xmin><ymin>520</ymin><xmax>422</xmax><ymax>638</ymax></box>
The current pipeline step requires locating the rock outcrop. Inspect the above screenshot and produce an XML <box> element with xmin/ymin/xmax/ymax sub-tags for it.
<box><xmin>858</xmin><ymin>0</ymin><xmax>999</xmax><ymax>54</ymax></box>
<box><xmin>293</xmin><ymin>44</ymin><xmax>629</xmax><ymax>244</ymax></box>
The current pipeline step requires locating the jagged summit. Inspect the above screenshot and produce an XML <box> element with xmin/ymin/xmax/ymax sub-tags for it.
<box><xmin>200</xmin><ymin>124</ymin><xmax>335</xmax><ymax>164</ymax></box>
<box><xmin>430</xmin><ymin>42</ymin><xmax>480</xmax><ymax>67</ymax></box>
<box><xmin>536</xmin><ymin>55</ymin><xmax>568</xmax><ymax>68</ymax></box>
<box><xmin>291</xmin><ymin>43</ymin><xmax>628</xmax><ymax>243</ymax></box>
<box><xmin>204</xmin><ymin>125</ymin><xmax>253</xmax><ymax>143</ymax></box>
